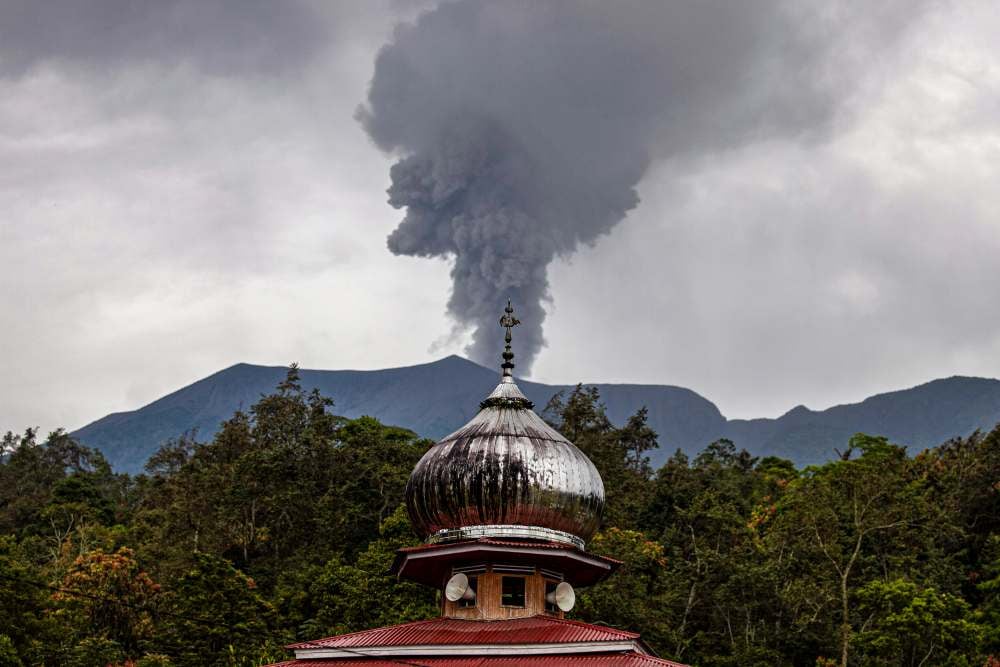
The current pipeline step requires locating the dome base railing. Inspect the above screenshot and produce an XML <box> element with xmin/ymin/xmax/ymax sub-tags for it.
<box><xmin>427</xmin><ymin>524</ymin><xmax>585</xmax><ymax>550</ymax></box>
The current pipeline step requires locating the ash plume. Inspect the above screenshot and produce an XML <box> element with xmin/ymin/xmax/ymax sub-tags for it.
<box><xmin>358</xmin><ymin>1</ymin><xmax>923</xmax><ymax>371</ymax></box>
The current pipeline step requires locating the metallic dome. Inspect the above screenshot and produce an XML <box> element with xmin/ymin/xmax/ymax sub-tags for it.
<box><xmin>404</xmin><ymin>302</ymin><xmax>605</xmax><ymax>548</ymax></box>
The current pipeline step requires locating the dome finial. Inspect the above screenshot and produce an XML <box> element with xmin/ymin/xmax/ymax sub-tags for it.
<box><xmin>499</xmin><ymin>299</ymin><xmax>520</xmax><ymax>380</ymax></box>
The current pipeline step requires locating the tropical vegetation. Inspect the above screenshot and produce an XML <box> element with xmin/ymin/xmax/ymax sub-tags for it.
<box><xmin>2</xmin><ymin>366</ymin><xmax>999</xmax><ymax>666</ymax></box>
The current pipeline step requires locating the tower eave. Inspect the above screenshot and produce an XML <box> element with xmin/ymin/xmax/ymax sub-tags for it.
<box><xmin>390</xmin><ymin>538</ymin><xmax>621</xmax><ymax>589</ymax></box>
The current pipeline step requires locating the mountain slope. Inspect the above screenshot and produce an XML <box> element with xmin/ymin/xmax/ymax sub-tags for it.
<box><xmin>73</xmin><ymin>356</ymin><xmax>725</xmax><ymax>473</ymax></box>
<box><xmin>71</xmin><ymin>356</ymin><xmax>1000</xmax><ymax>474</ymax></box>
<box><xmin>722</xmin><ymin>376</ymin><xmax>1000</xmax><ymax>463</ymax></box>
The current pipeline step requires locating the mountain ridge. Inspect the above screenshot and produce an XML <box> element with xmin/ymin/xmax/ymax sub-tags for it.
<box><xmin>71</xmin><ymin>356</ymin><xmax>1000</xmax><ymax>474</ymax></box>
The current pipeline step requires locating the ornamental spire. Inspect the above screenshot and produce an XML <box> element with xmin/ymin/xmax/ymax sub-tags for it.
<box><xmin>498</xmin><ymin>299</ymin><xmax>520</xmax><ymax>379</ymax></box>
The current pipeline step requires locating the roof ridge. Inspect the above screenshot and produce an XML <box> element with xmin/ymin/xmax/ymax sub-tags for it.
<box><xmin>528</xmin><ymin>614</ymin><xmax>639</xmax><ymax>638</ymax></box>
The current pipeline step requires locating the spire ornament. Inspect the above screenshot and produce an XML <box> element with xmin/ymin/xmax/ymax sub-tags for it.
<box><xmin>499</xmin><ymin>299</ymin><xmax>520</xmax><ymax>379</ymax></box>
<box><xmin>478</xmin><ymin>300</ymin><xmax>533</xmax><ymax>410</ymax></box>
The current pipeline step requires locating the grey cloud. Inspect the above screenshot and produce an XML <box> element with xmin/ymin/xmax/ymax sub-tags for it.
<box><xmin>3</xmin><ymin>0</ymin><xmax>995</xmax><ymax>448</ymax></box>
<box><xmin>0</xmin><ymin>1</ymin><xmax>423</xmax><ymax>433</ymax></box>
<box><xmin>0</xmin><ymin>0</ymin><xmax>328</xmax><ymax>77</ymax></box>
<box><xmin>358</xmin><ymin>0</ymin><xmax>925</xmax><ymax>372</ymax></box>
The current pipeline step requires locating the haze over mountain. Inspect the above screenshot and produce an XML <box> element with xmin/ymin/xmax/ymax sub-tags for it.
<box><xmin>71</xmin><ymin>356</ymin><xmax>1000</xmax><ymax>474</ymax></box>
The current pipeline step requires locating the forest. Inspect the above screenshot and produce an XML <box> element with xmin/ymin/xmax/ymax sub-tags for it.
<box><xmin>1</xmin><ymin>366</ymin><xmax>999</xmax><ymax>667</ymax></box>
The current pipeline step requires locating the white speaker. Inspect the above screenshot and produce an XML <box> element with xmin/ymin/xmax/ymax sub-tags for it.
<box><xmin>546</xmin><ymin>581</ymin><xmax>576</xmax><ymax>612</ymax></box>
<box><xmin>445</xmin><ymin>573</ymin><xmax>476</xmax><ymax>602</ymax></box>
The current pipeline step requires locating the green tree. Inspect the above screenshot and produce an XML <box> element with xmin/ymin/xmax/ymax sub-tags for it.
<box><xmin>977</xmin><ymin>535</ymin><xmax>1000</xmax><ymax>654</ymax></box>
<box><xmin>136</xmin><ymin>366</ymin><xmax>428</xmax><ymax>594</ymax></box>
<box><xmin>578</xmin><ymin>528</ymin><xmax>675</xmax><ymax>649</ymax></box>
<box><xmin>0</xmin><ymin>635</ymin><xmax>22</xmax><ymax>667</ymax></box>
<box><xmin>0</xmin><ymin>429</ymin><xmax>120</xmax><ymax>543</ymax></box>
<box><xmin>636</xmin><ymin>440</ymin><xmax>796</xmax><ymax>665</ymax></box>
<box><xmin>320</xmin><ymin>417</ymin><xmax>430</xmax><ymax>553</ymax></box>
<box><xmin>158</xmin><ymin>552</ymin><xmax>277</xmax><ymax>666</ymax></box>
<box><xmin>914</xmin><ymin>424</ymin><xmax>1000</xmax><ymax>599</ymax></box>
<box><xmin>771</xmin><ymin>435</ymin><xmax>923</xmax><ymax>667</ymax></box>
<box><xmin>0</xmin><ymin>537</ymin><xmax>44</xmax><ymax>660</ymax></box>
<box><xmin>292</xmin><ymin>506</ymin><xmax>437</xmax><ymax>638</ymax></box>
<box><xmin>855</xmin><ymin>578</ymin><xmax>983</xmax><ymax>665</ymax></box>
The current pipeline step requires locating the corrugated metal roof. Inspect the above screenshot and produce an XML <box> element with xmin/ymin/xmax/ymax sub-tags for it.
<box><xmin>270</xmin><ymin>654</ymin><xmax>687</xmax><ymax>666</ymax></box>
<box><xmin>287</xmin><ymin>616</ymin><xmax>639</xmax><ymax>649</ymax></box>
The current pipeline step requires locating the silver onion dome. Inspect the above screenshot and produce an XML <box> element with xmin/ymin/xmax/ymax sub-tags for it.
<box><xmin>405</xmin><ymin>301</ymin><xmax>605</xmax><ymax>548</ymax></box>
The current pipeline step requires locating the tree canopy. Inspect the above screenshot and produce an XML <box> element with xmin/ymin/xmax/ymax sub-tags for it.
<box><xmin>1</xmin><ymin>370</ymin><xmax>998</xmax><ymax>665</ymax></box>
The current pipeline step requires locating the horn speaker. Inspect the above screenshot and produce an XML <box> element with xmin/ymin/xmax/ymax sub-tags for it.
<box><xmin>444</xmin><ymin>572</ymin><xmax>476</xmax><ymax>602</ymax></box>
<box><xmin>546</xmin><ymin>581</ymin><xmax>575</xmax><ymax>612</ymax></box>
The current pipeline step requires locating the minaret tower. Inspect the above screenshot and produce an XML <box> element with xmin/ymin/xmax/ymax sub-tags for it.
<box><xmin>273</xmin><ymin>302</ymin><xmax>687</xmax><ymax>666</ymax></box>
<box><xmin>397</xmin><ymin>299</ymin><xmax>614</xmax><ymax>619</ymax></box>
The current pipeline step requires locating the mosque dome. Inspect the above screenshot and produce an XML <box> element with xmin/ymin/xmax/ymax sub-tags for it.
<box><xmin>404</xmin><ymin>301</ymin><xmax>605</xmax><ymax>548</ymax></box>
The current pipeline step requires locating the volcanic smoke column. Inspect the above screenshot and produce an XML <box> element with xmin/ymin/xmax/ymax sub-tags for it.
<box><xmin>372</xmin><ymin>111</ymin><xmax>645</xmax><ymax>371</ymax></box>
<box><xmin>356</xmin><ymin>2</ymin><xmax>670</xmax><ymax>371</ymax></box>
<box><xmin>357</xmin><ymin>1</ymin><xmax>920</xmax><ymax>371</ymax></box>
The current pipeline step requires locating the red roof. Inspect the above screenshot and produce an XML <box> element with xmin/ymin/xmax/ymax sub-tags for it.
<box><xmin>288</xmin><ymin>616</ymin><xmax>638</xmax><ymax>649</ymax></box>
<box><xmin>271</xmin><ymin>655</ymin><xmax>686</xmax><ymax>666</ymax></box>
<box><xmin>272</xmin><ymin>615</ymin><xmax>691</xmax><ymax>667</ymax></box>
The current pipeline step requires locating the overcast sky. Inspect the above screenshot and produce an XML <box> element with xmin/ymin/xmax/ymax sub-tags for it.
<box><xmin>2</xmin><ymin>0</ymin><xmax>999</xmax><ymax>436</ymax></box>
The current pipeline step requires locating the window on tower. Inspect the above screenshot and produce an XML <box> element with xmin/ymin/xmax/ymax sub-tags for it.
<box><xmin>501</xmin><ymin>576</ymin><xmax>525</xmax><ymax>607</ymax></box>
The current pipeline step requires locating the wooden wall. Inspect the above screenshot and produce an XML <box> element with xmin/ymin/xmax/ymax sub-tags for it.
<box><xmin>442</xmin><ymin>569</ymin><xmax>563</xmax><ymax>621</ymax></box>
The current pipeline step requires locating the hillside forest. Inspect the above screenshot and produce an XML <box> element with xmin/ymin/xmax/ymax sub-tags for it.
<box><xmin>2</xmin><ymin>366</ymin><xmax>999</xmax><ymax>667</ymax></box>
